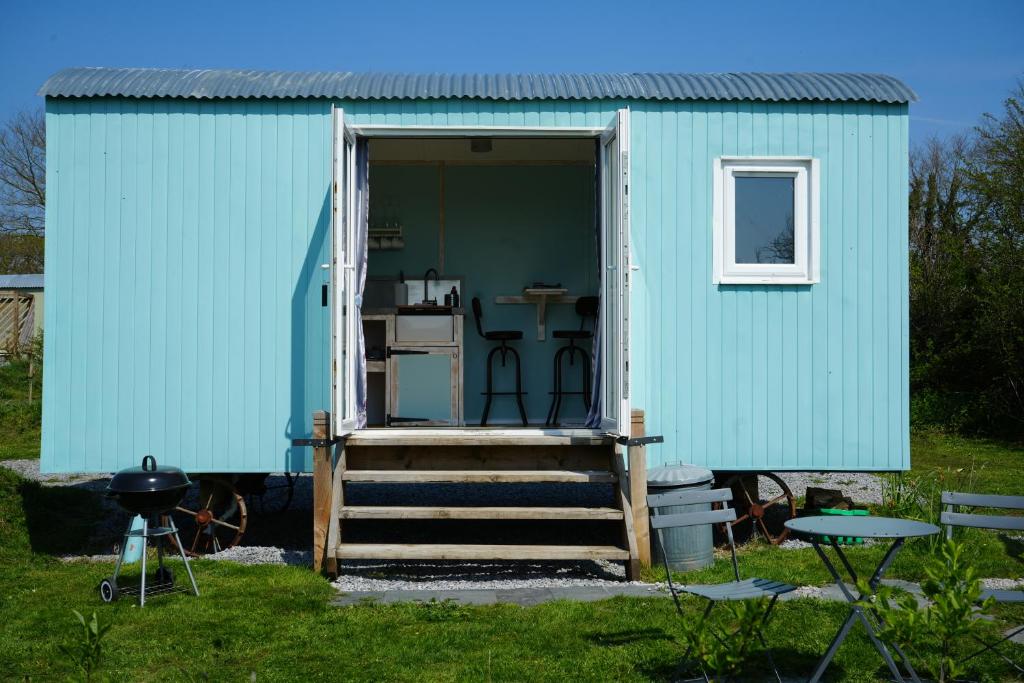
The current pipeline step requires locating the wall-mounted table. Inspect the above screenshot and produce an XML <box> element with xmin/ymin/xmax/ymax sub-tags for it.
<box><xmin>495</xmin><ymin>288</ymin><xmax>578</xmax><ymax>341</ymax></box>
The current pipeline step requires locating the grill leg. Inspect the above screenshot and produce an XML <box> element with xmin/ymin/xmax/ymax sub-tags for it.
<box><xmin>138</xmin><ymin>517</ymin><xmax>148</xmax><ymax>607</ymax></box>
<box><xmin>169</xmin><ymin>519</ymin><xmax>200</xmax><ymax>596</ymax></box>
<box><xmin>112</xmin><ymin>520</ymin><xmax>131</xmax><ymax>582</ymax></box>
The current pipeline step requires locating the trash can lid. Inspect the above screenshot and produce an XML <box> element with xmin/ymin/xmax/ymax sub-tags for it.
<box><xmin>647</xmin><ymin>464</ymin><xmax>714</xmax><ymax>487</ymax></box>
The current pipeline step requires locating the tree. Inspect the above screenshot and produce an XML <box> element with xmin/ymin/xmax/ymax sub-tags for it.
<box><xmin>0</xmin><ymin>109</ymin><xmax>45</xmax><ymax>273</ymax></box>
<box><xmin>908</xmin><ymin>82</ymin><xmax>1024</xmax><ymax>436</ymax></box>
<box><xmin>963</xmin><ymin>83</ymin><xmax>1024</xmax><ymax>430</ymax></box>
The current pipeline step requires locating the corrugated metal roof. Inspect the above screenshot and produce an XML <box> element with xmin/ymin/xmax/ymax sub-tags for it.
<box><xmin>0</xmin><ymin>274</ymin><xmax>43</xmax><ymax>289</ymax></box>
<box><xmin>39</xmin><ymin>67</ymin><xmax>917</xmax><ymax>104</ymax></box>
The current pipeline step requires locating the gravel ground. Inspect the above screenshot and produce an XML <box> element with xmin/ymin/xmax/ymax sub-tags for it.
<box><xmin>1</xmin><ymin>458</ymin><xmax>110</xmax><ymax>488</ymax></box>
<box><xmin>774</xmin><ymin>471</ymin><xmax>884</xmax><ymax>505</ymax></box>
<box><xmin>206</xmin><ymin>546</ymin><xmax>313</xmax><ymax>566</ymax></box>
<box><xmin>331</xmin><ymin>559</ymin><xmax>659</xmax><ymax>592</ymax></box>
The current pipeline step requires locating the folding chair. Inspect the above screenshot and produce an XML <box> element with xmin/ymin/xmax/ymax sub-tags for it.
<box><xmin>648</xmin><ymin>486</ymin><xmax>797</xmax><ymax>682</ymax></box>
<box><xmin>941</xmin><ymin>491</ymin><xmax>1024</xmax><ymax>675</ymax></box>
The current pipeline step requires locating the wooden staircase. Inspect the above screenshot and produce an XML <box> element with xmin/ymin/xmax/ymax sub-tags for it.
<box><xmin>321</xmin><ymin>428</ymin><xmax>639</xmax><ymax>578</ymax></box>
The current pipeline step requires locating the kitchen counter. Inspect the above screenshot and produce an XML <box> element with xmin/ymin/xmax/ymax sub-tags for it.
<box><xmin>360</xmin><ymin>308</ymin><xmax>465</xmax><ymax>427</ymax></box>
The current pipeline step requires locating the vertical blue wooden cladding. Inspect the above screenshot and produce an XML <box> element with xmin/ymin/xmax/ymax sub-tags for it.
<box><xmin>629</xmin><ymin>101</ymin><xmax>909</xmax><ymax>472</ymax></box>
<box><xmin>41</xmin><ymin>97</ymin><xmax>909</xmax><ymax>473</ymax></box>
<box><xmin>43</xmin><ymin>98</ymin><xmax>333</xmax><ymax>473</ymax></box>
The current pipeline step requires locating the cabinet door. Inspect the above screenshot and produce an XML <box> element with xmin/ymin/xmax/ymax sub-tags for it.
<box><xmin>388</xmin><ymin>347</ymin><xmax>460</xmax><ymax>426</ymax></box>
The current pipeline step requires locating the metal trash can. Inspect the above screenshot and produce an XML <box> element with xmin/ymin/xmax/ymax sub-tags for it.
<box><xmin>647</xmin><ymin>464</ymin><xmax>716</xmax><ymax>572</ymax></box>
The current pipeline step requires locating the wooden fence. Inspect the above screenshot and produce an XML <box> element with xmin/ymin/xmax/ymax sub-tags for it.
<box><xmin>0</xmin><ymin>290</ymin><xmax>35</xmax><ymax>354</ymax></box>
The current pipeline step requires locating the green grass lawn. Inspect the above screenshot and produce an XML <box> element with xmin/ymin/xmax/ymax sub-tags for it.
<box><xmin>910</xmin><ymin>430</ymin><xmax>1024</xmax><ymax>496</ymax></box>
<box><xmin>0</xmin><ymin>358</ymin><xmax>41</xmax><ymax>460</ymax></box>
<box><xmin>2</xmin><ymin>438</ymin><xmax>1024</xmax><ymax>682</ymax></box>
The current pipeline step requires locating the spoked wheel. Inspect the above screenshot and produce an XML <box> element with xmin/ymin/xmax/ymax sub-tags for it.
<box><xmin>716</xmin><ymin>473</ymin><xmax>797</xmax><ymax>545</ymax></box>
<box><xmin>162</xmin><ymin>476</ymin><xmax>248</xmax><ymax>556</ymax></box>
<box><xmin>237</xmin><ymin>472</ymin><xmax>298</xmax><ymax>514</ymax></box>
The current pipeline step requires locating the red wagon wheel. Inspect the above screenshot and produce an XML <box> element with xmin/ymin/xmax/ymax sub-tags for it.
<box><xmin>162</xmin><ymin>476</ymin><xmax>248</xmax><ymax>556</ymax></box>
<box><xmin>716</xmin><ymin>472</ymin><xmax>797</xmax><ymax>545</ymax></box>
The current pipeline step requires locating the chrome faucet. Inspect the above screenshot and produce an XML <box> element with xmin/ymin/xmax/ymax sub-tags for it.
<box><xmin>423</xmin><ymin>268</ymin><xmax>439</xmax><ymax>304</ymax></box>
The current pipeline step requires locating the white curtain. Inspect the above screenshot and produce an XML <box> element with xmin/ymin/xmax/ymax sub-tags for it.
<box><xmin>355</xmin><ymin>139</ymin><xmax>370</xmax><ymax>428</ymax></box>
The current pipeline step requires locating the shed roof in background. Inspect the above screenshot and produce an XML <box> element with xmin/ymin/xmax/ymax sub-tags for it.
<box><xmin>39</xmin><ymin>67</ymin><xmax>917</xmax><ymax>104</ymax></box>
<box><xmin>0</xmin><ymin>274</ymin><xmax>43</xmax><ymax>289</ymax></box>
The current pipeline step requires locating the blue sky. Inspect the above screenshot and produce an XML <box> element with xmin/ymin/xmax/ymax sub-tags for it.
<box><xmin>1</xmin><ymin>0</ymin><xmax>1021</xmax><ymax>141</ymax></box>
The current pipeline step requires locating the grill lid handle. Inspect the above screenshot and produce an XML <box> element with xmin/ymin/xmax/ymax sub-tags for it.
<box><xmin>142</xmin><ymin>455</ymin><xmax>157</xmax><ymax>471</ymax></box>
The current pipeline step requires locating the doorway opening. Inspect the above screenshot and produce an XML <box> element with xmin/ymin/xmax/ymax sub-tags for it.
<box><xmin>330</xmin><ymin>115</ymin><xmax>631</xmax><ymax>438</ymax></box>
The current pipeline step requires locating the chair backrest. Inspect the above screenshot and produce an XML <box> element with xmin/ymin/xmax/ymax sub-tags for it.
<box><xmin>647</xmin><ymin>486</ymin><xmax>740</xmax><ymax>583</ymax></box>
<box><xmin>646</xmin><ymin>487</ymin><xmax>737</xmax><ymax>529</ymax></box>
<box><xmin>941</xmin><ymin>491</ymin><xmax>1024</xmax><ymax>540</ymax></box>
<box><xmin>575</xmin><ymin>296</ymin><xmax>599</xmax><ymax>330</ymax></box>
<box><xmin>471</xmin><ymin>297</ymin><xmax>485</xmax><ymax>337</ymax></box>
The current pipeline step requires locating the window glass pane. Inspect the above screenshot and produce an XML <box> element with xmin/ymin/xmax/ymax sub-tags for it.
<box><xmin>734</xmin><ymin>176</ymin><xmax>795</xmax><ymax>264</ymax></box>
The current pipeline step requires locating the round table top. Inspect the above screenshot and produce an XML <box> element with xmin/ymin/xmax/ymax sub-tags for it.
<box><xmin>784</xmin><ymin>515</ymin><xmax>940</xmax><ymax>539</ymax></box>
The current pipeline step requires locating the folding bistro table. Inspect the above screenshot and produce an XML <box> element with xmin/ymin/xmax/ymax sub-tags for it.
<box><xmin>784</xmin><ymin>516</ymin><xmax>940</xmax><ymax>683</ymax></box>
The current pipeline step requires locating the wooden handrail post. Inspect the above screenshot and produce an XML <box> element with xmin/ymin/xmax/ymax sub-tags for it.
<box><xmin>629</xmin><ymin>409</ymin><xmax>651</xmax><ymax>568</ymax></box>
<box><xmin>312</xmin><ymin>411</ymin><xmax>332</xmax><ymax>574</ymax></box>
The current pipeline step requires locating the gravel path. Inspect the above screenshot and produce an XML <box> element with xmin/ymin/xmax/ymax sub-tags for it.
<box><xmin>1</xmin><ymin>458</ymin><xmax>109</xmax><ymax>487</ymax></box>
<box><xmin>775</xmin><ymin>471</ymin><xmax>884</xmax><ymax>505</ymax></box>
<box><xmin>206</xmin><ymin>546</ymin><xmax>313</xmax><ymax>566</ymax></box>
<box><xmin>331</xmin><ymin>559</ymin><xmax>654</xmax><ymax>592</ymax></box>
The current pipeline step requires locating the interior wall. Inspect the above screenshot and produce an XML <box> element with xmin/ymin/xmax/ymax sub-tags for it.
<box><xmin>367</xmin><ymin>162</ymin><xmax>598</xmax><ymax>424</ymax></box>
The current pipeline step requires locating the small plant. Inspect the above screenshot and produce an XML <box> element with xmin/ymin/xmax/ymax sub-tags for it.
<box><xmin>679</xmin><ymin>599</ymin><xmax>772</xmax><ymax>682</ymax></box>
<box><xmin>59</xmin><ymin>610</ymin><xmax>111</xmax><ymax>682</ymax></box>
<box><xmin>861</xmin><ymin>539</ymin><xmax>995</xmax><ymax>683</ymax></box>
<box><xmin>880</xmin><ymin>462</ymin><xmax>980</xmax><ymax>551</ymax></box>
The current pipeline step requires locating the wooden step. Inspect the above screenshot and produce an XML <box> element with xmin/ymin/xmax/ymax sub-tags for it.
<box><xmin>345</xmin><ymin>428</ymin><xmax>613</xmax><ymax>447</ymax></box>
<box><xmin>339</xmin><ymin>505</ymin><xmax>624</xmax><ymax>520</ymax></box>
<box><xmin>341</xmin><ymin>469</ymin><xmax>616</xmax><ymax>484</ymax></box>
<box><xmin>334</xmin><ymin>543</ymin><xmax>630</xmax><ymax>561</ymax></box>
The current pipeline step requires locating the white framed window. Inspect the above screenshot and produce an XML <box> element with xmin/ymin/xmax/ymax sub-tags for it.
<box><xmin>712</xmin><ymin>157</ymin><xmax>820</xmax><ymax>285</ymax></box>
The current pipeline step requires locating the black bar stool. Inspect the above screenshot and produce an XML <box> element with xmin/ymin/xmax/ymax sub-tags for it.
<box><xmin>471</xmin><ymin>297</ymin><xmax>528</xmax><ymax>426</ymax></box>
<box><xmin>545</xmin><ymin>296</ymin><xmax>598</xmax><ymax>426</ymax></box>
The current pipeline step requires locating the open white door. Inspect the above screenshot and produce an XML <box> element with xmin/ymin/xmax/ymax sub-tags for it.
<box><xmin>332</xmin><ymin>106</ymin><xmax>359</xmax><ymax>436</ymax></box>
<box><xmin>599</xmin><ymin>109</ymin><xmax>631</xmax><ymax>436</ymax></box>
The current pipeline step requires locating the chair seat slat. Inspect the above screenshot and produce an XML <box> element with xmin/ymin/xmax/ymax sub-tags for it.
<box><xmin>940</xmin><ymin>511</ymin><xmax>1024</xmax><ymax>532</ymax></box>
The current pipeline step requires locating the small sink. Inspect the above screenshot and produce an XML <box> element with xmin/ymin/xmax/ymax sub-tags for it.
<box><xmin>397</xmin><ymin>305</ymin><xmax>453</xmax><ymax>316</ymax></box>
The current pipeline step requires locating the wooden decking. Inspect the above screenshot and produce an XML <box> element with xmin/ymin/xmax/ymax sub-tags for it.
<box><xmin>339</xmin><ymin>506</ymin><xmax>625</xmax><ymax>520</ymax></box>
<box><xmin>341</xmin><ymin>469</ymin><xmax>618</xmax><ymax>483</ymax></box>
<box><xmin>344</xmin><ymin>427</ymin><xmax>614</xmax><ymax>447</ymax></box>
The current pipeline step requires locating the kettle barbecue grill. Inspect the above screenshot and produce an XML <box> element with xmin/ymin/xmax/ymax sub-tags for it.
<box><xmin>101</xmin><ymin>456</ymin><xmax>200</xmax><ymax>605</ymax></box>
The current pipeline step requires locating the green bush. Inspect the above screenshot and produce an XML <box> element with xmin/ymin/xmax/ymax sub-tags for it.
<box><xmin>679</xmin><ymin>598</ymin><xmax>774</xmax><ymax>681</ymax></box>
<box><xmin>862</xmin><ymin>539</ymin><xmax>996</xmax><ymax>683</ymax></box>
